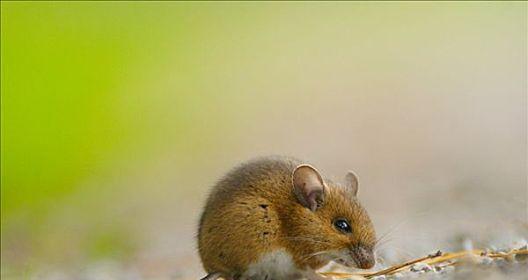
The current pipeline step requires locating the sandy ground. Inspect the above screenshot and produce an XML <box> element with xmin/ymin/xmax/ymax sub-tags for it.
<box><xmin>9</xmin><ymin>173</ymin><xmax>525</xmax><ymax>280</ymax></box>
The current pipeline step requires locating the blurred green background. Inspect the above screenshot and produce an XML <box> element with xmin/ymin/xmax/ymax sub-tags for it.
<box><xmin>1</xmin><ymin>2</ymin><xmax>526</xmax><ymax>279</ymax></box>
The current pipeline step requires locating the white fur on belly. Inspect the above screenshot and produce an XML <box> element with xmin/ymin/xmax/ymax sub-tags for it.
<box><xmin>244</xmin><ymin>249</ymin><xmax>301</xmax><ymax>279</ymax></box>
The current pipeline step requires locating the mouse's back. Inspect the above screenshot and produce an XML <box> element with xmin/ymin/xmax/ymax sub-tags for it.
<box><xmin>204</xmin><ymin>156</ymin><xmax>300</xmax><ymax>204</ymax></box>
<box><xmin>197</xmin><ymin>156</ymin><xmax>301</xmax><ymax>277</ymax></box>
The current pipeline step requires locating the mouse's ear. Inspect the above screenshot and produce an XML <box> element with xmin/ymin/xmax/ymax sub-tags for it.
<box><xmin>292</xmin><ymin>164</ymin><xmax>326</xmax><ymax>211</ymax></box>
<box><xmin>344</xmin><ymin>171</ymin><xmax>359</xmax><ymax>196</ymax></box>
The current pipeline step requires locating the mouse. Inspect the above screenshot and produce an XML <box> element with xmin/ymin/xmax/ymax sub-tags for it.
<box><xmin>197</xmin><ymin>156</ymin><xmax>376</xmax><ymax>280</ymax></box>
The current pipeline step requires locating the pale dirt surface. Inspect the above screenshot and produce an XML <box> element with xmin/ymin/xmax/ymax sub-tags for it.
<box><xmin>6</xmin><ymin>157</ymin><xmax>524</xmax><ymax>280</ymax></box>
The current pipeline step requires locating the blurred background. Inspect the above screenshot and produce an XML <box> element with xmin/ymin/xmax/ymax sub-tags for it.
<box><xmin>1</xmin><ymin>2</ymin><xmax>526</xmax><ymax>279</ymax></box>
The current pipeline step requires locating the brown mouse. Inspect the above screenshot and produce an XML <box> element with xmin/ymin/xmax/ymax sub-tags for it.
<box><xmin>197</xmin><ymin>156</ymin><xmax>376</xmax><ymax>280</ymax></box>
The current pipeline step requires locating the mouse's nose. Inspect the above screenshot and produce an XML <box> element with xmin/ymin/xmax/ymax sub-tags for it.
<box><xmin>351</xmin><ymin>246</ymin><xmax>375</xmax><ymax>269</ymax></box>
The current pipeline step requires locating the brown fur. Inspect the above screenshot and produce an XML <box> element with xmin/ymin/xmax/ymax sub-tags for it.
<box><xmin>198</xmin><ymin>156</ymin><xmax>376</xmax><ymax>278</ymax></box>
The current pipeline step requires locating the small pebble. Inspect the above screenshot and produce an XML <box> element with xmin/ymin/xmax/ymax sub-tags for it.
<box><xmin>493</xmin><ymin>258</ymin><xmax>508</xmax><ymax>267</ymax></box>
<box><xmin>512</xmin><ymin>239</ymin><xmax>527</xmax><ymax>250</ymax></box>
<box><xmin>434</xmin><ymin>264</ymin><xmax>454</xmax><ymax>273</ymax></box>
<box><xmin>515</xmin><ymin>251</ymin><xmax>528</xmax><ymax>262</ymax></box>
<box><xmin>371</xmin><ymin>275</ymin><xmax>386</xmax><ymax>280</ymax></box>
<box><xmin>410</xmin><ymin>262</ymin><xmax>432</xmax><ymax>272</ymax></box>
<box><xmin>479</xmin><ymin>256</ymin><xmax>493</xmax><ymax>265</ymax></box>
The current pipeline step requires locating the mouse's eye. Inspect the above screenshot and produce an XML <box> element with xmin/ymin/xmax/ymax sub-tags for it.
<box><xmin>333</xmin><ymin>218</ymin><xmax>352</xmax><ymax>234</ymax></box>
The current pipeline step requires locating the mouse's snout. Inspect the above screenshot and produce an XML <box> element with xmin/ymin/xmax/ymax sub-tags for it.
<box><xmin>350</xmin><ymin>245</ymin><xmax>375</xmax><ymax>269</ymax></box>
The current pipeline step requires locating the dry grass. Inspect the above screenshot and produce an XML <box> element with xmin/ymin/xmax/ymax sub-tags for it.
<box><xmin>320</xmin><ymin>248</ymin><xmax>528</xmax><ymax>279</ymax></box>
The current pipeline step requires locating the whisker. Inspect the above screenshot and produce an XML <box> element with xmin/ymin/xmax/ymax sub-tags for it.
<box><xmin>375</xmin><ymin>211</ymin><xmax>431</xmax><ymax>246</ymax></box>
<box><xmin>301</xmin><ymin>250</ymin><xmax>332</xmax><ymax>261</ymax></box>
<box><xmin>374</xmin><ymin>237</ymin><xmax>393</xmax><ymax>251</ymax></box>
<box><xmin>375</xmin><ymin>220</ymin><xmax>406</xmax><ymax>245</ymax></box>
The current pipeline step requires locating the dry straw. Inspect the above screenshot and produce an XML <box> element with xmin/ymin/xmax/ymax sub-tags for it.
<box><xmin>320</xmin><ymin>248</ymin><xmax>528</xmax><ymax>279</ymax></box>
